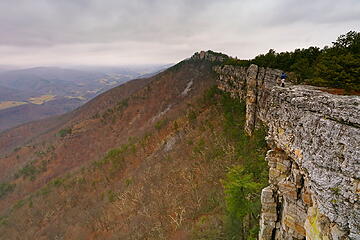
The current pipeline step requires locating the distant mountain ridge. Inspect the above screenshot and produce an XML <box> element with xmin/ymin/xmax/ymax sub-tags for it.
<box><xmin>0</xmin><ymin>67</ymin><xmax>107</xmax><ymax>95</ymax></box>
<box><xmin>0</xmin><ymin>64</ymin><xmax>171</xmax><ymax>132</ymax></box>
<box><xmin>0</xmin><ymin>86</ymin><xmax>36</xmax><ymax>102</ymax></box>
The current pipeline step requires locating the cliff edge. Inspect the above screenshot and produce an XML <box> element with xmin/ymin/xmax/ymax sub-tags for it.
<box><xmin>215</xmin><ymin>63</ymin><xmax>360</xmax><ymax>240</ymax></box>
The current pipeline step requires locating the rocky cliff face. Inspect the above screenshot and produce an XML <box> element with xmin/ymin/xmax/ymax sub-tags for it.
<box><xmin>214</xmin><ymin>64</ymin><xmax>360</xmax><ymax>240</ymax></box>
<box><xmin>191</xmin><ymin>50</ymin><xmax>227</xmax><ymax>62</ymax></box>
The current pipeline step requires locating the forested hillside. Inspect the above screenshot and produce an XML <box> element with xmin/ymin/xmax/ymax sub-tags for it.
<box><xmin>0</xmin><ymin>58</ymin><xmax>267</xmax><ymax>239</ymax></box>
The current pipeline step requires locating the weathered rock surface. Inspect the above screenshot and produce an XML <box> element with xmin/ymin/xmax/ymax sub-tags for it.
<box><xmin>245</xmin><ymin>64</ymin><xmax>259</xmax><ymax>135</ymax></box>
<box><xmin>215</xmin><ymin>64</ymin><xmax>360</xmax><ymax>240</ymax></box>
<box><xmin>214</xmin><ymin>65</ymin><xmax>247</xmax><ymax>99</ymax></box>
<box><xmin>191</xmin><ymin>50</ymin><xmax>227</xmax><ymax>62</ymax></box>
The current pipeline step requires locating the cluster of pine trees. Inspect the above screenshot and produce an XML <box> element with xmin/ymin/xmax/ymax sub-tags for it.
<box><xmin>225</xmin><ymin>31</ymin><xmax>360</xmax><ymax>92</ymax></box>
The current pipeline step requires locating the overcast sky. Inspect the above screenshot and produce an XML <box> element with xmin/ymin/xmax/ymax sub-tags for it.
<box><xmin>0</xmin><ymin>0</ymin><xmax>359</xmax><ymax>66</ymax></box>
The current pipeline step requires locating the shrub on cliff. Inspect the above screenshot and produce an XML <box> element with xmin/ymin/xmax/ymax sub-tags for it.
<box><xmin>57</xmin><ymin>127</ymin><xmax>72</xmax><ymax>137</ymax></box>
<box><xmin>224</xmin><ymin>165</ymin><xmax>263</xmax><ymax>217</ymax></box>
<box><xmin>154</xmin><ymin>118</ymin><xmax>169</xmax><ymax>130</ymax></box>
<box><xmin>15</xmin><ymin>162</ymin><xmax>40</xmax><ymax>181</ymax></box>
<box><xmin>0</xmin><ymin>183</ymin><xmax>16</xmax><ymax>199</ymax></box>
<box><xmin>214</xmin><ymin>90</ymin><xmax>268</xmax><ymax>239</ymax></box>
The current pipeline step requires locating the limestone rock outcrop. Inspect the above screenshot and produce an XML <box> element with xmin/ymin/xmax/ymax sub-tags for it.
<box><xmin>191</xmin><ymin>50</ymin><xmax>227</xmax><ymax>62</ymax></box>
<box><xmin>214</xmin><ymin>64</ymin><xmax>360</xmax><ymax>240</ymax></box>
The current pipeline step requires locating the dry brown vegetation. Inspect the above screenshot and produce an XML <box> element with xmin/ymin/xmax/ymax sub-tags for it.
<box><xmin>0</xmin><ymin>60</ymin><xmax>267</xmax><ymax>239</ymax></box>
<box><xmin>0</xmin><ymin>93</ymin><xmax>237</xmax><ymax>239</ymax></box>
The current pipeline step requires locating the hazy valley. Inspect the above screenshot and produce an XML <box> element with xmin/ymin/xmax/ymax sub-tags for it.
<box><xmin>0</xmin><ymin>64</ymin><xmax>171</xmax><ymax>132</ymax></box>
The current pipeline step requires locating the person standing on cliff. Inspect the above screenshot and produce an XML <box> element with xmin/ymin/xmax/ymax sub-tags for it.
<box><xmin>280</xmin><ymin>72</ymin><xmax>287</xmax><ymax>87</ymax></box>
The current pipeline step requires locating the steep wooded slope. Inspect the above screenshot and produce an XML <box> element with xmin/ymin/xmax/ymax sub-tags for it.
<box><xmin>0</xmin><ymin>54</ymin><xmax>271</xmax><ymax>240</ymax></box>
<box><xmin>0</xmin><ymin>59</ymin><xmax>218</xmax><ymax>217</ymax></box>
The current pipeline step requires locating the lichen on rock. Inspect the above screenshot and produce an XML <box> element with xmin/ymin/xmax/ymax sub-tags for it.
<box><xmin>215</xmin><ymin>63</ymin><xmax>360</xmax><ymax>240</ymax></box>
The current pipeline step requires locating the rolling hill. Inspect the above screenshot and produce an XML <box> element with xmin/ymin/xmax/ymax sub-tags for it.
<box><xmin>0</xmin><ymin>65</ymin><xmax>170</xmax><ymax>133</ymax></box>
<box><xmin>0</xmin><ymin>52</ymin><xmax>268</xmax><ymax>239</ymax></box>
<box><xmin>5</xmin><ymin>49</ymin><xmax>357</xmax><ymax>239</ymax></box>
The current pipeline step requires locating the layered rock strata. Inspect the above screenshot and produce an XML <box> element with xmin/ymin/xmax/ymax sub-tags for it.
<box><xmin>214</xmin><ymin>64</ymin><xmax>360</xmax><ymax>240</ymax></box>
<box><xmin>191</xmin><ymin>50</ymin><xmax>227</xmax><ymax>62</ymax></box>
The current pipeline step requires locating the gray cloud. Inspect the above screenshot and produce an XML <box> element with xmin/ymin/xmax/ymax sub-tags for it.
<box><xmin>0</xmin><ymin>0</ymin><xmax>359</xmax><ymax>66</ymax></box>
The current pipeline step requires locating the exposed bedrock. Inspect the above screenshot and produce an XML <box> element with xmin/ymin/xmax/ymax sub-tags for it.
<box><xmin>214</xmin><ymin>64</ymin><xmax>360</xmax><ymax>240</ymax></box>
